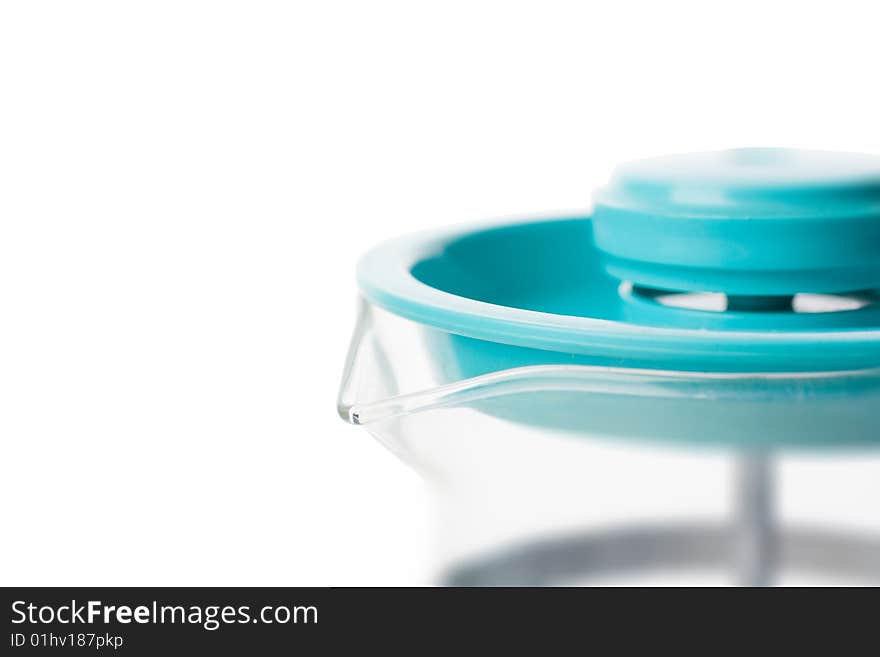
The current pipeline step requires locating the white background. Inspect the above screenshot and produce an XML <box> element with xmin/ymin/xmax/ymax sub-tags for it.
<box><xmin>2</xmin><ymin>1</ymin><xmax>880</xmax><ymax>585</ymax></box>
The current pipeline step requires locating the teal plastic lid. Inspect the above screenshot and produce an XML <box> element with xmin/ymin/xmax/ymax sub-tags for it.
<box><xmin>592</xmin><ymin>148</ymin><xmax>880</xmax><ymax>295</ymax></box>
<box><xmin>357</xmin><ymin>149</ymin><xmax>880</xmax><ymax>373</ymax></box>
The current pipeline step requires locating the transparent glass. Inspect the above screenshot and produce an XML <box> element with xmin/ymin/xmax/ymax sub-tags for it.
<box><xmin>339</xmin><ymin>299</ymin><xmax>880</xmax><ymax>586</ymax></box>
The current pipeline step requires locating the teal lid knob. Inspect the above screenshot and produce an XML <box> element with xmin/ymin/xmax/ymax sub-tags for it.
<box><xmin>592</xmin><ymin>148</ymin><xmax>880</xmax><ymax>295</ymax></box>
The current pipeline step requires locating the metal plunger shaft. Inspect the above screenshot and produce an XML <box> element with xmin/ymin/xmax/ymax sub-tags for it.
<box><xmin>734</xmin><ymin>452</ymin><xmax>776</xmax><ymax>586</ymax></box>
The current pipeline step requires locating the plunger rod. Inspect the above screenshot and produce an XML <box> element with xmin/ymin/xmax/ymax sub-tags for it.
<box><xmin>734</xmin><ymin>452</ymin><xmax>776</xmax><ymax>586</ymax></box>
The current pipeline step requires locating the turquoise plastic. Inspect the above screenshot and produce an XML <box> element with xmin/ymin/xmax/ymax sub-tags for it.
<box><xmin>358</xmin><ymin>217</ymin><xmax>880</xmax><ymax>374</ymax></box>
<box><xmin>592</xmin><ymin>148</ymin><xmax>880</xmax><ymax>295</ymax></box>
